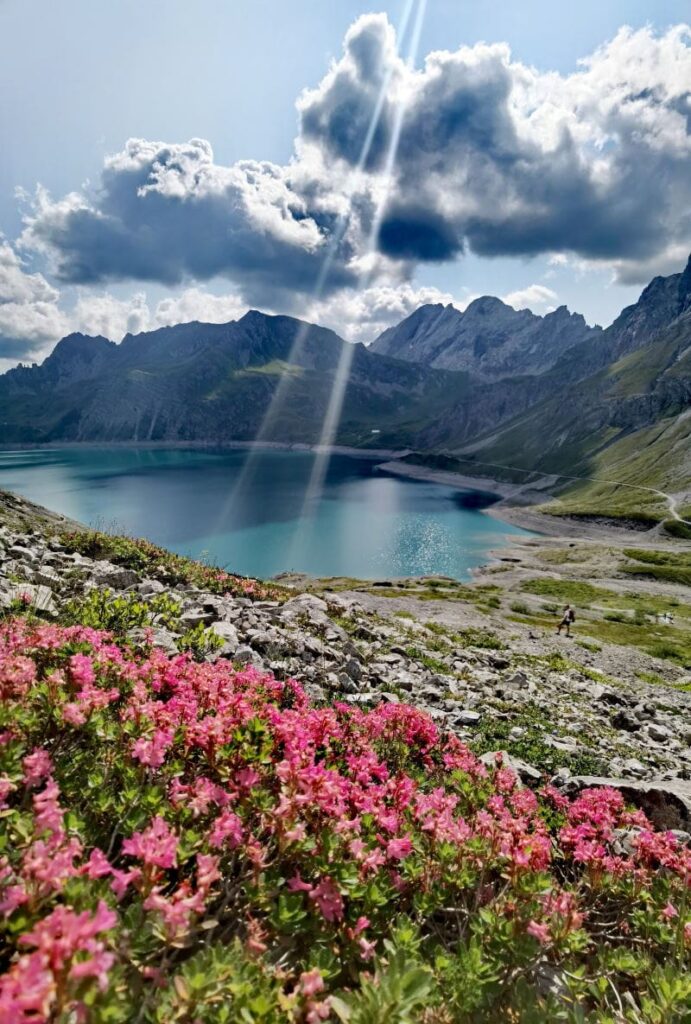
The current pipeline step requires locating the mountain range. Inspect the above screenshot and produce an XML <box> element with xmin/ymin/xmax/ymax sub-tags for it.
<box><xmin>1</xmin><ymin>256</ymin><xmax>690</xmax><ymax>523</ymax></box>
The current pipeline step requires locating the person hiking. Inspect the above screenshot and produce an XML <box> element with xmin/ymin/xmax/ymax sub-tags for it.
<box><xmin>556</xmin><ymin>604</ymin><xmax>575</xmax><ymax>636</ymax></box>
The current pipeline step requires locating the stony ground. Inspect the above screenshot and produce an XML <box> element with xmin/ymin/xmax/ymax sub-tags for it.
<box><xmin>2</xmin><ymin>494</ymin><xmax>691</xmax><ymax>833</ymax></box>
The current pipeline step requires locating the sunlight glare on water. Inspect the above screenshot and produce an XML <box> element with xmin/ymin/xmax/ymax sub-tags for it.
<box><xmin>0</xmin><ymin>447</ymin><xmax>533</xmax><ymax>580</ymax></box>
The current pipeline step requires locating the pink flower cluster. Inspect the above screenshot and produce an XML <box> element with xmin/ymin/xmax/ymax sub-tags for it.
<box><xmin>0</xmin><ymin>616</ymin><xmax>689</xmax><ymax>1021</ymax></box>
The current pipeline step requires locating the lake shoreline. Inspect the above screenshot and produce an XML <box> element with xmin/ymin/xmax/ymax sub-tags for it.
<box><xmin>373</xmin><ymin>459</ymin><xmax>677</xmax><ymax>546</ymax></box>
<box><xmin>1</xmin><ymin>439</ymin><xmax>671</xmax><ymax>547</ymax></box>
<box><xmin>0</xmin><ymin>439</ymin><xmax>406</xmax><ymax>460</ymax></box>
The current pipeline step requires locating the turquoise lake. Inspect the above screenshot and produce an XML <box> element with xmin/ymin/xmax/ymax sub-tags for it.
<box><xmin>0</xmin><ymin>447</ymin><xmax>532</xmax><ymax>580</ymax></box>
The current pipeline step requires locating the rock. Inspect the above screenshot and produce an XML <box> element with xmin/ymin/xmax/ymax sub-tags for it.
<box><xmin>634</xmin><ymin>701</ymin><xmax>657</xmax><ymax>720</ymax></box>
<box><xmin>595</xmin><ymin>687</ymin><xmax>628</xmax><ymax>706</ymax></box>
<box><xmin>479</xmin><ymin>751</ymin><xmax>542</xmax><ymax>785</ymax></box>
<box><xmin>611</xmin><ymin>828</ymin><xmax>640</xmax><ymax>857</ymax></box>
<box><xmin>7</xmin><ymin>584</ymin><xmax>57</xmax><ymax>615</ymax></box>
<box><xmin>455</xmin><ymin>710</ymin><xmax>481</xmax><ymax>725</ymax></box>
<box><xmin>179</xmin><ymin>608</ymin><xmax>216</xmax><ymax>629</ymax></box>
<box><xmin>337</xmin><ymin>672</ymin><xmax>359</xmax><ymax>694</ymax></box>
<box><xmin>489</xmin><ymin>654</ymin><xmax>511</xmax><ymax>670</ymax></box>
<box><xmin>127</xmin><ymin>627</ymin><xmax>179</xmax><ymax>655</ymax></box>
<box><xmin>281</xmin><ymin>594</ymin><xmax>329</xmax><ymax>619</ymax></box>
<box><xmin>355</xmin><ymin>625</ymin><xmax>378</xmax><ymax>641</ymax></box>
<box><xmin>137</xmin><ymin>579</ymin><xmax>165</xmax><ymax>596</ymax></box>
<box><xmin>343</xmin><ymin>658</ymin><xmax>363</xmax><ymax>682</ymax></box>
<box><xmin>234</xmin><ymin>646</ymin><xmax>263</xmax><ymax>669</ymax></box>
<box><xmin>303</xmin><ymin>683</ymin><xmax>326</xmax><ymax>702</ymax></box>
<box><xmin>92</xmin><ymin>565</ymin><xmax>140</xmax><ymax>589</ymax></box>
<box><xmin>32</xmin><ymin>568</ymin><xmax>62</xmax><ymax>588</ymax></box>
<box><xmin>8</xmin><ymin>544</ymin><xmax>38</xmax><ymax>564</ymax></box>
<box><xmin>611</xmin><ymin>709</ymin><xmax>641</xmax><ymax>732</ymax></box>
<box><xmin>208</xmin><ymin>621</ymin><xmax>239</xmax><ymax>656</ymax></box>
<box><xmin>343</xmin><ymin>693</ymin><xmax>381</xmax><ymax>707</ymax></box>
<box><xmin>505</xmin><ymin>671</ymin><xmax>529</xmax><ymax>689</ymax></box>
<box><xmin>392</xmin><ymin>671</ymin><xmax>416</xmax><ymax>691</ymax></box>
<box><xmin>646</xmin><ymin>723</ymin><xmax>671</xmax><ymax>743</ymax></box>
<box><xmin>418</xmin><ymin>686</ymin><xmax>444</xmax><ymax>705</ymax></box>
<box><xmin>544</xmin><ymin>736</ymin><xmax>580</xmax><ymax>754</ymax></box>
<box><xmin>564</xmin><ymin>777</ymin><xmax>691</xmax><ymax>831</ymax></box>
<box><xmin>379</xmin><ymin>692</ymin><xmax>401</xmax><ymax>704</ymax></box>
<box><xmin>621</xmin><ymin>758</ymin><xmax>648</xmax><ymax>779</ymax></box>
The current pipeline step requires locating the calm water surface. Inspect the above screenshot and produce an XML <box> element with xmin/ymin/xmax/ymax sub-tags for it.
<box><xmin>0</xmin><ymin>447</ymin><xmax>532</xmax><ymax>579</ymax></box>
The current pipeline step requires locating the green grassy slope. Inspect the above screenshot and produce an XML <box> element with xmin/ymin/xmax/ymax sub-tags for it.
<box><xmin>454</xmin><ymin>313</ymin><xmax>691</xmax><ymax>520</ymax></box>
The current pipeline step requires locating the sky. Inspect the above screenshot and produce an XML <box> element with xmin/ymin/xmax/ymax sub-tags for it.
<box><xmin>1</xmin><ymin>0</ymin><xmax>690</xmax><ymax>371</ymax></box>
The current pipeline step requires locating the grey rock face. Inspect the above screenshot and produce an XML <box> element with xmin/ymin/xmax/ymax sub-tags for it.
<box><xmin>92</xmin><ymin>565</ymin><xmax>140</xmax><ymax>589</ymax></box>
<box><xmin>454</xmin><ymin>710</ymin><xmax>482</xmax><ymax>725</ymax></box>
<box><xmin>7</xmin><ymin>583</ymin><xmax>57</xmax><ymax>615</ymax></box>
<box><xmin>612</xmin><ymin>709</ymin><xmax>641</xmax><ymax>732</ymax></box>
<box><xmin>233</xmin><ymin>646</ymin><xmax>263</xmax><ymax>670</ymax></box>
<box><xmin>8</xmin><ymin>545</ymin><xmax>38</xmax><ymax>565</ymax></box>
<box><xmin>371</xmin><ymin>298</ymin><xmax>599</xmax><ymax>381</ymax></box>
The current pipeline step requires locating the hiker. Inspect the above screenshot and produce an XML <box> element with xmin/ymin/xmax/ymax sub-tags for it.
<box><xmin>556</xmin><ymin>604</ymin><xmax>575</xmax><ymax>636</ymax></box>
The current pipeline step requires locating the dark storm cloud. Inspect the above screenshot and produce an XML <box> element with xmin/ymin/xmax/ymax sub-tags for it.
<box><xmin>19</xmin><ymin>15</ymin><xmax>691</xmax><ymax>294</ymax></box>
<box><xmin>377</xmin><ymin>207</ymin><xmax>462</xmax><ymax>261</ymax></box>
<box><xmin>23</xmin><ymin>140</ymin><xmax>358</xmax><ymax>308</ymax></box>
<box><xmin>299</xmin><ymin>16</ymin><xmax>691</xmax><ymax>281</ymax></box>
<box><xmin>298</xmin><ymin>13</ymin><xmax>397</xmax><ymax>172</ymax></box>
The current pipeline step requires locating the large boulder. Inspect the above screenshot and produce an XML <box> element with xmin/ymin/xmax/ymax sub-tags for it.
<box><xmin>208</xmin><ymin>621</ymin><xmax>239</xmax><ymax>657</ymax></box>
<box><xmin>91</xmin><ymin>564</ymin><xmax>141</xmax><ymax>590</ymax></box>
<box><xmin>7</xmin><ymin>583</ymin><xmax>57</xmax><ymax>616</ymax></box>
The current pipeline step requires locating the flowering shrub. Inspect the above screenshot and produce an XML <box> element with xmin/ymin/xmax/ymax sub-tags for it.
<box><xmin>0</xmin><ymin>616</ymin><xmax>689</xmax><ymax>1022</ymax></box>
<box><xmin>59</xmin><ymin>529</ymin><xmax>284</xmax><ymax>600</ymax></box>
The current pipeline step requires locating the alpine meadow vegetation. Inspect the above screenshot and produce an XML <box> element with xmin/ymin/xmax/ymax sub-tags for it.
<box><xmin>0</xmin><ymin>613</ymin><xmax>689</xmax><ymax>1022</ymax></box>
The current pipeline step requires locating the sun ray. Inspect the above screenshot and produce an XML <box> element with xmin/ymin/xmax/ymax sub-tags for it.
<box><xmin>222</xmin><ymin>0</ymin><xmax>418</xmax><ymax>528</ymax></box>
<box><xmin>291</xmin><ymin>0</ymin><xmax>429</xmax><ymax>541</ymax></box>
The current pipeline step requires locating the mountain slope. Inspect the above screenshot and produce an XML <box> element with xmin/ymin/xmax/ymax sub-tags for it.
<box><xmin>0</xmin><ymin>311</ymin><xmax>474</xmax><ymax>447</ymax></box>
<box><xmin>371</xmin><ymin>296</ymin><xmax>599</xmax><ymax>380</ymax></box>
<box><xmin>452</xmin><ymin>286</ymin><xmax>691</xmax><ymax>519</ymax></box>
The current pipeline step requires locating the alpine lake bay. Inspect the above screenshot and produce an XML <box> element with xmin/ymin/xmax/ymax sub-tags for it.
<box><xmin>0</xmin><ymin>446</ymin><xmax>532</xmax><ymax>581</ymax></box>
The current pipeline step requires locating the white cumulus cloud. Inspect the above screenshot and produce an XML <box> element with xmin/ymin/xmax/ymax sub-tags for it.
<box><xmin>13</xmin><ymin>15</ymin><xmax>691</xmax><ymax>311</ymax></box>
<box><xmin>502</xmin><ymin>284</ymin><xmax>558</xmax><ymax>312</ymax></box>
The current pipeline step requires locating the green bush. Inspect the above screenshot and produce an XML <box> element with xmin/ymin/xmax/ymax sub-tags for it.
<box><xmin>178</xmin><ymin>622</ymin><xmax>225</xmax><ymax>661</ymax></box>
<box><xmin>63</xmin><ymin>588</ymin><xmax>181</xmax><ymax>635</ymax></box>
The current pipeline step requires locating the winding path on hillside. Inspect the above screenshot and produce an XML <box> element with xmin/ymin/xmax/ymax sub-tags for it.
<box><xmin>436</xmin><ymin>454</ymin><xmax>691</xmax><ymax>527</ymax></box>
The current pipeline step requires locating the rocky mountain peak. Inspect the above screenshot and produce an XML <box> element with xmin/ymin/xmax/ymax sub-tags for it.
<box><xmin>49</xmin><ymin>332</ymin><xmax>113</xmax><ymax>357</ymax></box>
<box><xmin>464</xmin><ymin>295</ymin><xmax>513</xmax><ymax>316</ymax></box>
<box><xmin>678</xmin><ymin>252</ymin><xmax>691</xmax><ymax>313</ymax></box>
<box><xmin>371</xmin><ymin>291</ymin><xmax>597</xmax><ymax>380</ymax></box>
<box><xmin>40</xmin><ymin>333</ymin><xmax>115</xmax><ymax>386</ymax></box>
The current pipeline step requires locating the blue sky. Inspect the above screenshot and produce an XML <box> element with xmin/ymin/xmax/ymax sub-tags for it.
<box><xmin>1</xmin><ymin>0</ymin><xmax>690</xmax><ymax>367</ymax></box>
